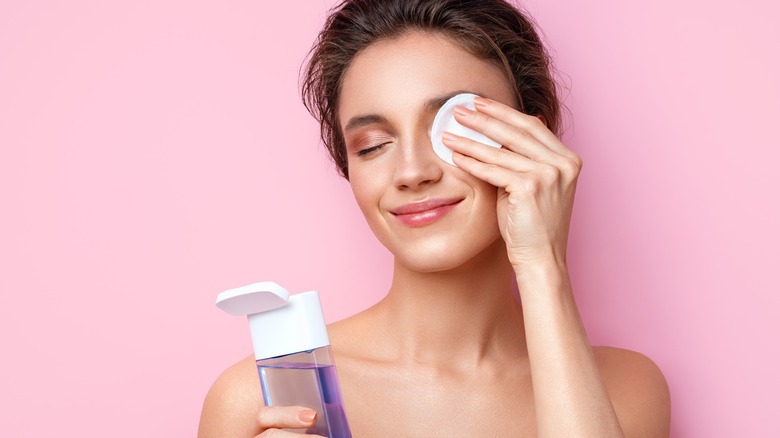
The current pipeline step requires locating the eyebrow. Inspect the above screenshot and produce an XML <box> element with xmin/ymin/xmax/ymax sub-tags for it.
<box><xmin>342</xmin><ymin>89</ymin><xmax>475</xmax><ymax>133</ymax></box>
<box><xmin>423</xmin><ymin>89</ymin><xmax>473</xmax><ymax>112</ymax></box>
<box><xmin>343</xmin><ymin>114</ymin><xmax>387</xmax><ymax>133</ymax></box>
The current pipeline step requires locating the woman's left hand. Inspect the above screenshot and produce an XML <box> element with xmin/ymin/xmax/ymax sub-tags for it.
<box><xmin>443</xmin><ymin>96</ymin><xmax>582</xmax><ymax>271</ymax></box>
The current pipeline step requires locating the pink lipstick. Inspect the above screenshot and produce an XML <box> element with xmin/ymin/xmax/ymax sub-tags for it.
<box><xmin>390</xmin><ymin>198</ymin><xmax>462</xmax><ymax>227</ymax></box>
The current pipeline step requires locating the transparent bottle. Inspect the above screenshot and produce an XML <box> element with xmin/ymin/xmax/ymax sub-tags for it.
<box><xmin>217</xmin><ymin>282</ymin><xmax>352</xmax><ymax>438</ymax></box>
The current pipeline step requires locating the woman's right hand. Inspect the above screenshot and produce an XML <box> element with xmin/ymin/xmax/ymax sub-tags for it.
<box><xmin>241</xmin><ymin>405</ymin><xmax>326</xmax><ymax>437</ymax></box>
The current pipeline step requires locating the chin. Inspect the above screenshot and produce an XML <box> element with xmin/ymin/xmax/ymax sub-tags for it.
<box><xmin>391</xmin><ymin>232</ymin><xmax>505</xmax><ymax>274</ymax></box>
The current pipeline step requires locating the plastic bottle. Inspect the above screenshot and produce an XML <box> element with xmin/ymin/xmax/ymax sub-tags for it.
<box><xmin>216</xmin><ymin>281</ymin><xmax>352</xmax><ymax>437</ymax></box>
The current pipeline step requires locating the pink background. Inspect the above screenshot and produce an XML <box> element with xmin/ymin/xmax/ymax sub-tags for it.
<box><xmin>1</xmin><ymin>0</ymin><xmax>778</xmax><ymax>436</ymax></box>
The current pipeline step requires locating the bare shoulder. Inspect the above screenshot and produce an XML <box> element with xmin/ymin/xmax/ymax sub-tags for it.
<box><xmin>197</xmin><ymin>354</ymin><xmax>262</xmax><ymax>438</ymax></box>
<box><xmin>327</xmin><ymin>317</ymin><xmax>362</xmax><ymax>347</ymax></box>
<box><xmin>327</xmin><ymin>308</ymin><xmax>381</xmax><ymax>358</ymax></box>
<box><xmin>593</xmin><ymin>346</ymin><xmax>671</xmax><ymax>437</ymax></box>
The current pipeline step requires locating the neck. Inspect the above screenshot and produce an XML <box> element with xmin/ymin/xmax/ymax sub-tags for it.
<box><xmin>373</xmin><ymin>239</ymin><xmax>527</xmax><ymax>371</ymax></box>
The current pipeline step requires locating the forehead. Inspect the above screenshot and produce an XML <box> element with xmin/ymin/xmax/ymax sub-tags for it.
<box><xmin>338</xmin><ymin>31</ymin><xmax>515</xmax><ymax>128</ymax></box>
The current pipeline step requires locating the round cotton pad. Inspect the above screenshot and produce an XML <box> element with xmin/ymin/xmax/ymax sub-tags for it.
<box><xmin>430</xmin><ymin>93</ymin><xmax>502</xmax><ymax>166</ymax></box>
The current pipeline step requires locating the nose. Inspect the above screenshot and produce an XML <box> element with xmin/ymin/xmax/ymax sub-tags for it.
<box><xmin>391</xmin><ymin>131</ymin><xmax>444</xmax><ymax>191</ymax></box>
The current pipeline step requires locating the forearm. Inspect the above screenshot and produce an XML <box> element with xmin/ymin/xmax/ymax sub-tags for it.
<box><xmin>518</xmin><ymin>261</ymin><xmax>624</xmax><ymax>438</ymax></box>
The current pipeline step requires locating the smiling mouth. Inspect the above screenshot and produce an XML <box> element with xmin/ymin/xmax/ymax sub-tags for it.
<box><xmin>390</xmin><ymin>198</ymin><xmax>463</xmax><ymax>227</ymax></box>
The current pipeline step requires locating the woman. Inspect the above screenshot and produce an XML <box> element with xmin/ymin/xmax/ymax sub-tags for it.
<box><xmin>198</xmin><ymin>0</ymin><xmax>671</xmax><ymax>436</ymax></box>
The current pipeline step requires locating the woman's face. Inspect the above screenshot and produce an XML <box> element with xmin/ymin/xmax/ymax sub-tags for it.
<box><xmin>338</xmin><ymin>31</ymin><xmax>517</xmax><ymax>272</ymax></box>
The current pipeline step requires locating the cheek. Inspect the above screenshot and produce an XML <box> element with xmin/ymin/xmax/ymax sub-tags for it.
<box><xmin>348</xmin><ymin>171</ymin><xmax>381</xmax><ymax>216</ymax></box>
<box><xmin>460</xmin><ymin>170</ymin><xmax>498</xmax><ymax>206</ymax></box>
<box><xmin>478</xmin><ymin>181</ymin><xmax>498</xmax><ymax>205</ymax></box>
<box><xmin>472</xmin><ymin>180</ymin><xmax>500</xmax><ymax>222</ymax></box>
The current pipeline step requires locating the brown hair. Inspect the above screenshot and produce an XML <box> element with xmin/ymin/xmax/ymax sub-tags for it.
<box><xmin>301</xmin><ymin>0</ymin><xmax>561</xmax><ymax>179</ymax></box>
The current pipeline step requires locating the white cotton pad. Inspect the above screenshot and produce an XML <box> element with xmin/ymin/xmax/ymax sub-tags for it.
<box><xmin>430</xmin><ymin>93</ymin><xmax>502</xmax><ymax>166</ymax></box>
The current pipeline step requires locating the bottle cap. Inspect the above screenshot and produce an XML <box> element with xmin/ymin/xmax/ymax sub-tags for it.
<box><xmin>216</xmin><ymin>282</ymin><xmax>330</xmax><ymax>360</ymax></box>
<box><xmin>430</xmin><ymin>93</ymin><xmax>502</xmax><ymax>166</ymax></box>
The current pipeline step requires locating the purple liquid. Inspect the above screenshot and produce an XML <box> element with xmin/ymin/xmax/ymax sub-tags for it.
<box><xmin>258</xmin><ymin>362</ymin><xmax>351</xmax><ymax>438</ymax></box>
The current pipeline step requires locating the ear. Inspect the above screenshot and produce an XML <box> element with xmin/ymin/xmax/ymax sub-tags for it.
<box><xmin>536</xmin><ymin>114</ymin><xmax>547</xmax><ymax>127</ymax></box>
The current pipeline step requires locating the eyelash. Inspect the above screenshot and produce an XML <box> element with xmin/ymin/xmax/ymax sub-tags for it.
<box><xmin>357</xmin><ymin>142</ymin><xmax>389</xmax><ymax>156</ymax></box>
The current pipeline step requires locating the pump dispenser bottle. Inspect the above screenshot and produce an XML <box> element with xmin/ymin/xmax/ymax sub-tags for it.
<box><xmin>217</xmin><ymin>282</ymin><xmax>352</xmax><ymax>438</ymax></box>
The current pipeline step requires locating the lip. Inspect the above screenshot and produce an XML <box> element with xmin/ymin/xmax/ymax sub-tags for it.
<box><xmin>390</xmin><ymin>198</ymin><xmax>463</xmax><ymax>227</ymax></box>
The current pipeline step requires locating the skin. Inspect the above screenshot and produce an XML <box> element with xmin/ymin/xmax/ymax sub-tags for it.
<box><xmin>198</xmin><ymin>31</ymin><xmax>671</xmax><ymax>437</ymax></box>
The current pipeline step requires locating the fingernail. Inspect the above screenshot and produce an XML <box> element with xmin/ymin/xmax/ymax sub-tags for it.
<box><xmin>441</xmin><ymin>131</ymin><xmax>459</xmax><ymax>143</ymax></box>
<box><xmin>298</xmin><ymin>409</ymin><xmax>317</xmax><ymax>424</ymax></box>
<box><xmin>474</xmin><ymin>96</ymin><xmax>490</xmax><ymax>108</ymax></box>
<box><xmin>453</xmin><ymin>105</ymin><xmax>472</xmax><ymax>117</ymax></box>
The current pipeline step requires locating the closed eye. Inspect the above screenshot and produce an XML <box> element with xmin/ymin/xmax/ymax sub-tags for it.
<box><xmin>357</xmin><ymin>142</ymin><xmax>389</xmax><ymax>156</ymax></box>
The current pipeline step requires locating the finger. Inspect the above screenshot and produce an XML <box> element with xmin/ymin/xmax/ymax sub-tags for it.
<box><xmin>452</xmin><ymin>150</ymin><xmax>532</xmax><ymax>190</ymax></box>
<box><xmin>473</xmin><ymin>96</ymin><xmax>579</xmax><ymax>161</ymax></box>
<box><xmin>442</xmin><ymin>130</ymin><xmax>535</xmax><ymax>173</ymax></box>
<box><xmin>453</xmin><ymin>147</ymin><xmax>576</xmax><ymax>194</ymax></box>
<box><xmin>474</xmin><ymin>97</ymin><xmax>562</xmax><ymax>144</ymax></box>
<box><xmin>443</xmin><ymin>130</ymin><xmax>580</xmax><ymax>183</ymax></box>
<box><xmin>453</xmin><ymin>104</ymin><xmax>582</xmax><ymax>175</ymax></box>
<box><xmin>454</xmin><ymin>100</ymin><xmax>579</xmax><ymax>165</ymax></box>
<box><xmin>258</xmin><ymin>431</ymin><xmax>327</xmax><ymax>438</ymax></box>
<box><xmin>242</xmin><ymin>406</ymin><xmax>318</xmax><ymax>438</ymax></box>
<box><xmin>453</xmin><ymin>103</ymin><xmax>556</xmax><ymax>162</ymax></box>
